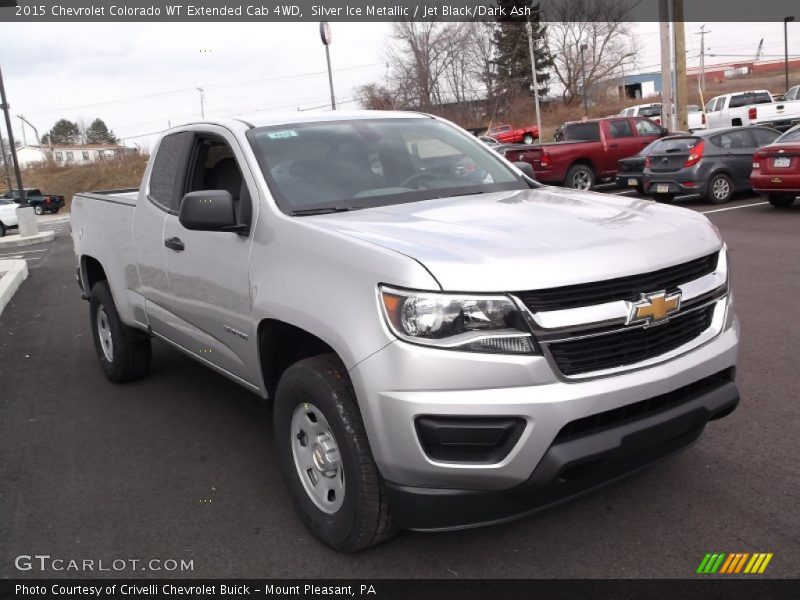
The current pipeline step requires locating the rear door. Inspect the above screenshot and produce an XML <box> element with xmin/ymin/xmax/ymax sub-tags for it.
<box><xmin>712</xmin><ymin>129</ymin><xmax>763</xmax><ymax>187</ymax></box>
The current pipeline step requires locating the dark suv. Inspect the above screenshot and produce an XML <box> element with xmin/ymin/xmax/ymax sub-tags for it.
<box><xmin>643</xmin><ymin>126</ymin><xmax>780</xmax><ymax>204</ymax></box>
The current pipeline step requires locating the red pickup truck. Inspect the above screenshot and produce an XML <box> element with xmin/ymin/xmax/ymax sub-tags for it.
<box><xmin>500</xmin><ymin>117</ymin><xmax>670</xmax><ymax>189</ymax></box>
<box><xmin>487</xmin><ymin>123</ymin><xmax>540</xmax><ymax>145</ymax></box>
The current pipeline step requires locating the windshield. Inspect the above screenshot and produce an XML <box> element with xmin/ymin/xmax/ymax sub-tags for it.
<box><xmin>247</xmin><ymin>118</ymin><xmax>527</xmax><ymax>214</ymax></box>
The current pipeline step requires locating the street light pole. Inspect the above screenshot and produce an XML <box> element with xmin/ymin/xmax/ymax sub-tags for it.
<box><xmin>580</xmin><ymin>43</ymin><xmax>589</xmax><ymax>117</ymax></box>
<box><xmin>197</xmin><ymin>87</ymin><xmax>205</xmax><ymax>118</ymax></box>
<box><xmin>320</xmin><ymin>22</ymin><xmax>336</xmax><ymax>110</ymax></box>
<box><xmin>785</xmin><ymin>16</ymin><xmax>795</xmax><ymax>93</ymax></box>
<box><xmin>0</xmin><ymin>64</ymin><xmax>24</xmax><ymax>199</ymax></box>
<box><xmin>526</xmin><ymin>19</ymin><xmax>543</xmax><ymax>141</ymax></box>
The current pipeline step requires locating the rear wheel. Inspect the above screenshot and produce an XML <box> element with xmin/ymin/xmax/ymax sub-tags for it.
<box><xmin>0</xmin><ymin>222</ymin><xmax>5</xmax><ymax>237</ymax></box>
<box><xmin>767</xmin><ymin>194</ymin><xmax>795</xmax><ymax>208</ymax></box>
<box><xmin>565</xmin><ymin>164</ymin><xmax>595</xmax><ymax>191</ymax></box>
<box><xmin>522</xmin><ymin>133</ymin><xmax>535</xmax><ymax>145</ymax></box>
<box><xmin>274</xmin><ymin>354</ymin><xmax>396</xmax><ymax>552</ymax></box>
<box><xmin>706</xmin><ymin>173</ymin><xmax>734</xmax><ymax>204</ymax></box>
<box><xmin>652</xmin><ymin>193</ymin><xmax>675</xmax><ymax>203</ymax></box>
<box><xmin>33</xmin><ymin>205</ymin><xmax>43</xmax><ymax>215</ymax></box>
<box><xmin>89</xmin><ymin>281</ymin><xmax>151</xmax><ymax>383</ymax></box>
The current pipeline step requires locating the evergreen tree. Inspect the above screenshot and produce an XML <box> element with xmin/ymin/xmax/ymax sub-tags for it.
<box><xmin>493</xmin><ymin>1</ymin><xmax>553</xmax><ymax>99</ymax></box>
<box><xmin>85</xmin><ymin>118</ymin><xmax>118</xmax><ymax>144</ymax></box>
<box><xmin>45</xmin><ymin>119</ymin><xmax>81</xmax><ymax>144</ymax></box>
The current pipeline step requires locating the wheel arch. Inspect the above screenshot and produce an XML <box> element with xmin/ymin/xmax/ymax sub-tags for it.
<box><xmin>80</xmin><ymin>255</ymin><xmax>108</xmax><ymax>293</ymax></box>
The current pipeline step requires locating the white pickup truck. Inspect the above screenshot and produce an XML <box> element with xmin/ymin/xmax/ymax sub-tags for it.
<box><xmin>71</xmin><ymin>111</ymin><xmax>740</xmax><ymax>551</ymax></box>
<box><xmin>705</xmin><ymin>89</ymin><xmax>800</xmax><ymax>131</ymax></box>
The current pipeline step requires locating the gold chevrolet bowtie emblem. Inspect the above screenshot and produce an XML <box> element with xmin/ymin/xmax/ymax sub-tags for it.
<box><xmin>629</xmin><ymin>290</ymin><xmax>682</xmax><ymax>325</ymax></box>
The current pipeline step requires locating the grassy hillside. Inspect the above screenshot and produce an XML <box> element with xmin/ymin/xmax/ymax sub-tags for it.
<box><xmin>1</xmin><ymin>154</ymin><xmax>149</xmax><ymax>210</ymax></box>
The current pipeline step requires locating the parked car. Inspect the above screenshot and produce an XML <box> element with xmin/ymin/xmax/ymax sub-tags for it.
<box><xmin>70</xmin><ymin>111</ymin><xmax>739</xmax><ymax>551</ymax></box>
<box><xmin>615</xmin><ymin>138</ymin><xmax>666</xmax><ymax>193</ymax></box>
<box><xmin>751</xmin><ymin>123</ymin><xmax>800</xmax><ymax>207</ymax></box>
<box><xmin>643</xmin><ymin>126</ymin><xmax>780</xmax><ymax>204</ymax></box>
<box><xmin>782</xmin><ymin>85</ymin><xmax>800</xmax><ymax>101</ymax></box>
<box><xmin>500</xmin><ymin>116</ymin><xmax>670</xmax><ymax>190</ymax></box>
<box><xmin>486</xmin><ymin>123</ymin><xmax>539</xmax><ymax>144</ymax></box>
<box><xmin>3</xmin><ymin>188</ymin><xmax>65</xmax><ymax>215</ymax></box>
<box><xmin>704</xmin><ymin>89</ymin><xmax>800</xmax><ymax>131</ymax></box>
<box><xmin>0</xmin><ymin>198</ymin><xmax>19</xmax><ymax>237</ymax></box>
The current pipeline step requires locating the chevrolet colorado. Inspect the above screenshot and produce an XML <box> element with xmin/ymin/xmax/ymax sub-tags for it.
<box><xmin>71</xmin><ymin>111</ymin><xmax>739</xmax><ymax>552</ymax></box>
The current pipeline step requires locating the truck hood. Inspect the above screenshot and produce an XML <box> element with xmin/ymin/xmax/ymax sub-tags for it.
<box><xmin>307</xmin><ymin>187</ymin><xmax>722</xmax><ymax>292</ymax></box>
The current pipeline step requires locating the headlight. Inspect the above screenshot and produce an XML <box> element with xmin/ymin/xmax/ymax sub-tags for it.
<box><xmin>379</xmin><ymin>286</ymin><xmax>538</xmax><ymax>354</ymax></box>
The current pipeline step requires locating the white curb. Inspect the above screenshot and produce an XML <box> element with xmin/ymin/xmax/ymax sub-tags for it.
<box><xmin>0</xmin><ymin>259</ymin><xmax>29</xmax><ymax>316</ymax></box>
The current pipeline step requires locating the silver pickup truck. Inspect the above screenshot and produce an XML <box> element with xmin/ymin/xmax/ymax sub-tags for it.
<box><xmin>71</xmin><ymin>111</ymin><xmax>739</xmax><ymax>551</ymax></box>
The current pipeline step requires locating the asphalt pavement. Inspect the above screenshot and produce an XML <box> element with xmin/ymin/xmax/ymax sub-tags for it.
<box><xmin>1</xmin><ymin>197</ymin><xmax>798</xmax><ymax>579</ymax></box>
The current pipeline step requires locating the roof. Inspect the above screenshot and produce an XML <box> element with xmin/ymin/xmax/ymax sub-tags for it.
<box><xmin>235</xmin><ymin>109</ymin><xmax>430</xmax><ymax>128</ymax></box>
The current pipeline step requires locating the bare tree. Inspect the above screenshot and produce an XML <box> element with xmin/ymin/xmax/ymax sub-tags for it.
<box><xmin>546</xmin><ymin>0</ymin><xmax>639</xmax><ymax>104</ymax></box>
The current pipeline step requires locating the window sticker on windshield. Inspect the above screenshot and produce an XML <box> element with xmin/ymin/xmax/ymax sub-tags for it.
<box><xmin>267</xmin><ymin>130</ymin><xmax>298</xmax><ymax>139</ymax></box>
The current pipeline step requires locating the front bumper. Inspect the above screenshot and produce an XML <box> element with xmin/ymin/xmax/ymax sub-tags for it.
<box><xmin>387</xmin><ymin>370</ymin><xmax>738</xmax><ymax>530</ymax></box>
<box><xmin>349</xmin><ymin>309</ymin><xmax>739</xmax><ymax>527</ymax></box>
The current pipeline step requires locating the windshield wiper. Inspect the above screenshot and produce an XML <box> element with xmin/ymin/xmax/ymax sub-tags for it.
<box><xmin>291</xmin><ymin>207</ymin><xmax>358</xmax><ymax>216</ymax></box>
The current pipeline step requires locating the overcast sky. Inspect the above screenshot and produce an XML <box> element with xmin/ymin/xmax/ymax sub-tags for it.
<box><xmin>1</xmin><ymin>21</ymin><xmax>799</xmax><ymax>150</ymax></box>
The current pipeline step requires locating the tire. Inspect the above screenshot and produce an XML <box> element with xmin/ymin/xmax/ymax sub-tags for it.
<box><xmin>565</xmin><ymin>164</ymin><xmax>595</xmax><ymax>191</ymax></box>
<box><xmin>522</xmin><ymin>133</ymin><xmax>535</xmax><ymax>145</ymax></box>
<box><xmin>767</xmin><ymin>194</ymin><xmax>795</xmax><ymax>208</ymax></box>
<box><xmin>33</xmin><ymin>205</ymin><xmax>43</xmax><ymax>215</ymax></box>
<box><xmin>273</xmin><ymin>354</ymin><xmax>396</xmax><ymax>552</ymax></box>
<box><xmin>652</xmin><ymin>193</ymin><xmax>675</xmax><ymax>203</ymax></box>
<box><xmin>0</xmin><ymin>222</ymin><xmax>5</xmax><ymax>237</ymax></box>
<box><xmin>705</xmin><ymin>173</ymin><xmax>734</xmax><ymax>204</ymax></box>
<box><xmin>635</xmin><ymin>183</ymin><xmax>645</xmax><ymax>195</ymax></box>
<box><xmin>89</xmin><ymin>281</ymin><xmax>151</xmax><ymax>383</ymax></box>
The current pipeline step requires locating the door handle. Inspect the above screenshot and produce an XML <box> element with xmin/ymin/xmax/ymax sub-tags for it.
<box><xmin>164</xmin><ymin>237</ymin><xmax>185</xmax><ymax>252</ymax></box>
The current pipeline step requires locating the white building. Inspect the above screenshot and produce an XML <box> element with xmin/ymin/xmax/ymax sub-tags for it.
<box><xmin>11</xmin><ymin>144</ymin><xmax>136</xmax><ymax>168</ymax></box>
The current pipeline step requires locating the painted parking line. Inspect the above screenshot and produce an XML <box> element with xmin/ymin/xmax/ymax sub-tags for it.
<box><xmin>700</xmin><ymin>201</ymin><xmax>769</xmax><ymax>214</ymax></box>
<box><xmin>614</xmin><ymin>189</ymin><xmax>637</xmax><ymax>195</ymax></box>
<box><xmin>0</xmin><ymin>249</ymin><xmax>49</xmax><ymax>258</ymax></box>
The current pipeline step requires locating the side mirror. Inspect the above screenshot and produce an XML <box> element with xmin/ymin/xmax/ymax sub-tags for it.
<box><xmin>513</xmin><ymin>161</ymin><xmax>536</xmax><ymax>179</ymax></box>
<box><xmin>179</xmin><ymin>190</ymin><xmax>239</xmax><ymax>232</ymax></box>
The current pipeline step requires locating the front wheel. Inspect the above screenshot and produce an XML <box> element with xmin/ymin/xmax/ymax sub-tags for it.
<box><xmin>33</xmin><ymin>205</ymin><xmax>43</xmax><ymax>215</ymax></box>
<box><xmin>767</xmin><ymin>194</ymin><xmax>796</xmax><ymax>208</ymax></box>
<box><xmin>89</xmin><ymin>281</ymin><xmax>151</xmax><ymax>383</ymax></box>
<box><xmin>522</xmin><ymin>133</ymin><xmax>535</xmax><ymax>145</ymax></box>
<box><xmin>273</xmin><ymin>354</ymin><xmax>396</xmax><ymax>552</ymax></box>
<box><xmin>706</xmin><ymin>173</ymin><xmax>734</xmax><ymax>204</ymax></box>
<box><xmin>565</xmin><ymin>164</ymin><xmax>595</xmax><ymax>191</ymax></box>
<box><xmin>0</xmin><ymin>222</ymin><xmax>5</xmax><ymax>237</ymax></box>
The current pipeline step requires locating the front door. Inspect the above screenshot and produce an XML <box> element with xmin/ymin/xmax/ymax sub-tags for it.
<box><xmin>160</xmin><ymin>126</ymin><xmax>259</xmax><ymax>386</ymax></box>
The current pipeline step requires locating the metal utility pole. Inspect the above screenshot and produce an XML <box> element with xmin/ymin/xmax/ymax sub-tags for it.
<box><xmin>526</xmin><ymin>19</ymin><xmax>543</xmax><ymax>142</ymax></box>
<box><xmin>673</xmin><ymin>0</ymin><xmax>688</xmax><ymax>132</ymax></box>
<box><xmin>196</xmin><ymin>87</ymin><xmax>205</xmax><ymax>118</ymax></box>
<box><xmin>696</xmin><ymin>25</ymin><xmax>710</xmax><ymax>93</ymax></box>
<box><xmin>580</xmin><ymin>43</ymin><xmax>589</xmax><ymax>117</ymax></box>
<box><xmin>0</xmin><ymin>64</ymin><xmax>24</xmax><ymax>199</ymax></box>
<box><xmin>785</xmin><ymin>17</ymin><xmax>795</xmax><ymax>93</ymax></box>
<box><xmin>320</xmin><ymin>22</ymin><xmax>336</xmax><ymax>110</ymax></box>
<box><xmin>658</xmin><ymin>0</ymin><xmax>674</xmax><ymax>131</ymax></box>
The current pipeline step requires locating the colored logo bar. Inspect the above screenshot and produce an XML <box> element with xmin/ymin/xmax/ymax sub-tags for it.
<box><xmin>696</xmin><ymin>552</ymin><xmax>773</xmax><ymax>574</ymax></box>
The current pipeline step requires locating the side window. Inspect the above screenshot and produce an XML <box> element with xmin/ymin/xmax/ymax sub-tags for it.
<box><xmin>608</xmin><ymin>119</ymin><xmax>634</xmax><ymax>138</ymax></box>
<box><xmin>714</xmin><ymin>129</ymin><xmax>755</xmax><ymax>150</ymax></box>
<box><xmin>183</xmin><ymin>134</ymin><xmax>251</xmax><ymax>227</ymax></box>
<box><xmin>66</xmin><ymin>151</ymin><xmax>74</xmax><ymax>162</ymax></box>
<box><xmin>149</xmin><ymin>131</ymin><xmax>193</xmax><ymax>213</ymax></box>
<box><xmin>751</xmin><ymin>128</ymin><xmax>780</xmax><ymax>147</ymax></box>
<box><xmin>55</xmin><ymin>152</ymin><xmax>63</xmax><ymax>162</ymax></box>
<box><xmin>635</xmin><ymin>119</ymin><xmax>662</xmax><ymax>136</ymax></box>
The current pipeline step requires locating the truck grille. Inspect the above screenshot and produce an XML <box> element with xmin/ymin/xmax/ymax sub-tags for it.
<box><xmin>547</xmin><ymin>304</ymin><xmax>716</xmax><ymax>376</ymax></box>
<box><xmin>517</xmin><ymin>253</ymin><xmax>718</xmax><ymax>312</ymax></box>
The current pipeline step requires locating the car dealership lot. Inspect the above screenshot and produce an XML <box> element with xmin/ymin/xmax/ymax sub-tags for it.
<box><xmin>0</xmin><ymin>193</ymin><xmax>798</xmax><ymax>578</ymax></box>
